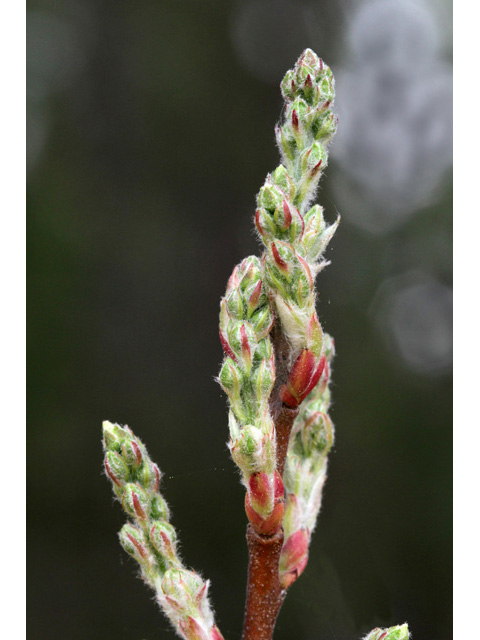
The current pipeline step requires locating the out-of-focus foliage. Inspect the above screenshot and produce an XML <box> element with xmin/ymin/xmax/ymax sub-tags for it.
<box><xmin>28</xmin><ymin>1</ymin><xmax>451</xmax><ymax>639</ymax></box>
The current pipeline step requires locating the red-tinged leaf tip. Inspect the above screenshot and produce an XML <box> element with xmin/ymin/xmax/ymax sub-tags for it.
<box><xmin>291</xmin><ymin>79</ymin><xmax>296</xmax><ymax>94</ymax></box>
<box><xmin>227</xmin><ymin>265</ymin><xmax>240</xmax><ymax>290</ymax></box>
<box><xmin>219</xmin><ymin>328</ymin><xmax>237</xmax><ymax>361</ymax></box>
<box><xmin>126</xmin><ymin>532</ymin><xmax>149</xmax><ymax>560</ymax></box>
<box><xmin>305</xmin><ymin>74</ymin><xmax>312</xmax><ymax>88</ymax></box>
<box><xmin>131</xmin><ymin>441</ymin><xmax>142</xmax><ymax>466</ymax></box>
<box><xmin>211</xmin><ymin>625</ymin><xmax>225</xmax><ymax>640</ymax></box>
<box><xmin>152</xmin><ymin>464</ymin><xmax>161</xmax><ymax>493</ymax></box>
<box><xmin>292</xmin><ymin>109</ymin><xmax>299</xmax><ymax>131</ymax></box>
<box><xmin>282</xmin><ymin>199</ymin><xmax>292</xmax><ymax>230</ymax></box>
<box><xmin>297</xmin><ymin>254</ymin><xmax>313</xmax><ymax>286</ymax></box>
<box><xmin>271</xmin><ymin>242</ymin><xmax>288</xmax><ymax>272</ymax></box>
<box><xmin>310</xmin><ymin>159</ymin><xmax>323</xmax><ymax>177</ymax></box>
<box><xmin>255</xmin><ymin>209</ymin><xmax>267</xmax><ymax>236</ymax></box>
<box><xmin>132</xmin><ymin>491</ymin><xmax>147</xmax><ymax>520</ymax></box>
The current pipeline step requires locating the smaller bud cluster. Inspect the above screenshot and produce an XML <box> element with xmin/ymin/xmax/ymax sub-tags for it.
<box><xmin>280</xmin><ymin>335</ymin><xmax>335</xmax><ymax>588</ymax></box>
<box><xmin>364</xmin><ymin>624</ymin><xmax>410</xmax><ymax>640</ymax></box>
<box><xmin>218</xmin><ymin>257</ymin><xmax>284</xmax><ymax>535</ymax></box>
<box><xmin>102</xmin><ymin>422</ymin><xmax>223</xmax><ymax>640</ymax></box>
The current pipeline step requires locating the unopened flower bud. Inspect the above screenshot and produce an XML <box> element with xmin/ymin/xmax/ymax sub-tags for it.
<box><xmin>122</xmin><ymin>483</ymin><xmax>150</xmax><ymax>522</ymax></box>
<box><xmin>150</xmin><ymin>520</ymin><xmax>178</xmax><ymax>564</ymax></box>
<box><xmin>102</xmin><ymin>420</ymin><xmax>130</xmax><ymax>452</ymax></box>
<box><xmin>219</xmin><ymin>357</ymin><xmax>242</xmax><ymax>406</ymax></box>
<box><xmin>104</xmin><ymin>450</ymin><xmax>129</xmax><ymax>489</ymax></box>
<box><xmin>119</xmin><ymin>522</ymin><xmax>151</xmax><ymax>564</ymax></box>
<box><xmin>150</xmin><ymin>493</ymin><xmax>170</xmax><ymax>521</ymax></box>
<box><xmin>257</xmin><ymin>183</ymin><xmax>283</xmax><ymax>213</ymax></box>
<box><xmin>139</xmin><ymin>459</ymin><xmax>161</xmax><ymax>494</ymax></box>
<box><xmin>122</xmin><ymin>439</ymin><xmax>143</xmax><ymax>469</ymax></box>
<box><xmin>251</xmin><ymin>357</ymin><xmax>275</xmax><ymax>405</ymax></box>
<box><xmin>272</xmin><ymin>165</ymin><xmax>296</xmax><ymax>200</ymax></box>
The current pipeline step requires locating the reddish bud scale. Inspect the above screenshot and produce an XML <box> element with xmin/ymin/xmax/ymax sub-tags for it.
<box><xmin>310</xmin><ymin>159</ymin><xmax>322</xmax><ymax>177</ymax></box>
<box><xmin>245</xmin><ymin>494</ymin><xmax>284</xmax><ymax>536</ymax></box>
<box><xmin>280</xmin><ymin>351</ymin><xmax>326</xmax><ymax>408</ymax></box>
<box><xmin>219</xmin><ymin>327</ymin><xmax>237</xmax><ymax>362</ymax></box>
<box><xmin>271</xmin><ymin>242</ymin><xmax>288</xmax><ymax>273</ymax></box>
<box><xmin>292</xmin><ymin>109</ymin><xmax>299</xmax><ymax>131</ymax></box>
<box><xmin>244</xmin><ymin>470</ymin><xmax>285</xmax><ymax>535</ymax></box>
<box><xmin>128</xmin><ymin>441</ymin><xmax>142</xmax><ymax>466</ymax></box>
<box><xmin>180</xmin><ymin>616</ymin><xmax>205</xmax><ymax>640</ymax></box>
<box><xmin>280</xmin><ymin>529</ymin><xmax>310</xmax><ymax>589</ymax></box>
<box><xmin>126</xmin><ymin>532</ymin><xmax>149</xmax><ymax>560</ymax></box>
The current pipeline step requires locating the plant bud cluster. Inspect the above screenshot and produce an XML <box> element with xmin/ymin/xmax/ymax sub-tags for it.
<box><xmin>280</xmin><ymin>335</ymin><xmax>335</xmax><ymax>588</ymax></box>
<box><xmin>102</xmin><ymin>421</ymin><xmax>223</xmax><ymax>640</ymax></box>
<box><xmin>218</xmin><ymin>257</ymin><xmax>284</xmax><ymax>535</ymax></box>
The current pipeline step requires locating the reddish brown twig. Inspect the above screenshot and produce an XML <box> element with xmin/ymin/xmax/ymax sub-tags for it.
<box><xmin>241</xmin><ymin>322</ymin><xmax>299</xmax><ymax>640</ymax></box>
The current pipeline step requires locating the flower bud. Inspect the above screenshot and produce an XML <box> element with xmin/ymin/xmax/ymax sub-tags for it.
<box><xmin>122</xmin><ymin>483</ymin><xmax>150</xmax><ymax>521</ymax></box>
<box><xmin>272</xmin><ymin>165</ymin><xmax>295</xmax><ymax>200</ymax></box>
<box><xmin>227</xmin><ymin>322</ymin><xmax>256</xmax><ymax>373</ymax></box>
<box><xmin>257</xmin><ymin>183</ymin><xmax>284</xmax><ymax>213</ymax></box>
<box><xmin>104</xmin><ymin>451</ymin><xmax>129</xmax><ymax>488</ymax></box>
<box><xmin>245</xmin><ymin>471</ymin><xmax>285</xmax><ymax>535</ymax></box>
<box><xmin>219</xmin><ymin>357</ymin><xmax>242</xmax><ymax>405</ymax></box>
<box><xmin>150</xmin><ymin>493</ymin><xmax>170</xmax><ymax>521</ymax></box>
<box><xmin>102</xmin><ymin>420</ymin><xmax>130</xmax><ymax>452</ymax></box>
<box><xmin>225</xmin><ymin>287</ymin><xmax>244</xmax><ymax>319</ymax></box>
<box><xmin>150</xmin><ymin>520</ymin><xmax>178</xmax><ymax>564</ymax></box>
<box><xmin>251</xmin><ymin>356</ymin><xmax>275</xmax><ymax>406</ymax></box>
<box><xmin>119</xmin><ymin>522</ymin><xmax>151</xmax><ymax>563</ymax></box>
<box><xmin>121</xmin><ymin>439</ymin><xmax>143</xmax><ymax>469</ymax></box>
<box><xmin>139</xmin><ymin>459</ymin><xmax>161</xmax><ymax>493</ymax></box>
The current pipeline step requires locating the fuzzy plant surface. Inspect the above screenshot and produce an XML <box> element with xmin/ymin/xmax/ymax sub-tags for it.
<box><xmin>102</xmin><ymin>49</ymin><xmax>410</xmax><ymax>640</ymax></box>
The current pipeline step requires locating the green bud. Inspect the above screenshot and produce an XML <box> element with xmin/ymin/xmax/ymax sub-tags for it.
<box><xmin>251</xmin><ymin>357</ymin><xmax>275</xmax><ymax>405</ymax></box>
<box><xmin>138</xmin><ymin>459</ymin><xmax>161</xmax><ymax>494</ymax></box>
<box><xmin>249</xmin><ymin>304</ymin><xmax>274</xmax><ymax>339</ymax></box>
<box><xmin>150</xmin><ymin>493</ymin><xmax>170</xmax><ymax>521</ymax></box>
<box><xmin>119</xmin><ymin>523</ymin><xmax>152</xmax><ymax>565</ymax></box>
<box><xmin>226</xmin><ymin>287</ymin><xmax>245</xmax><ymax>319</ymax></box>
<box><xmin>122</xmin><ymin>483</ymin><xmax>150</xmax><ymax>521</ymax></box>
<box><xmin>104</xmin><ymin>451</ymin><xmax>129</xmax><ymax>488</ymax></box>
<box><xmin>257</xmin><ymin>184</ymin><xmax>283</xmax><ymax>213</ymax></box>
<box><xmin>150</xmin><ymin>520</ymin><xmax>178</xmax><ymax>563</ymax></box>
<box><xmin>121</xmin><ymin>439</ymin><xmax>143</xmax><ymax>469</ymax></box>
<box><xmin>102</xmin><ymin>420</ymin><xmax>130</xmax><ymax>451</ymax></box>
<box><xmin>272</xmin><ymin>165</ymin><xmax>295</xmax><ymax>200</ymax></box>
<box><xmin>312</xmin><ymin>109</ymin><xmax>337</xmax><ymax>142</ymax></box>
<box><xmin>281</xmin><ymin>69</ymin><xmax>295</xmax><ymax>101</ymax></box>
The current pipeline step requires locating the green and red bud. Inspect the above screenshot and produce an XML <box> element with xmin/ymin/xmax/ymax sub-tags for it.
<box><xmin>119</xmin><ymin>523</ymin><xmax>151</xmax><ymax>564</ymax></box>
<box><xmin>138</xmin><ymin>459</ymin><xmax>161</xmax><ymax>494</ymax></box>
<box><xmin>219</xmin><ymin>358</ymin><xmax>243</xmax><ymax>412</ymax></box>
<box><xmin>104</xmin><ymin>450</ymin><xmax>129</xmax><ymax>488</ymax></box>
<box><xmin>150</xmin><ymin>520</ymin><xmax>178</xmax><ymax>564</ymax></box>
<box><xmin>121</xmin><ymin>439</ymin><xmax>143</xmax><ymax>469</ymax></box>
<box><xmin>150</xmin><ymin>493</ymin><xmax>170</xmax><ymax>521</ymax></box>
<box><xmin>251</xmin><ymin>356</ymin><xmax>275</xmax><ymax>406</ymax></box>
<box><xmin>272</xmin><ymin>165</ymin><xmax>296</xmax><ymax>200</ymax></box>
<box><xmin>279</xmin><ymin>529</ymin><xmax>310</xmax><ymax>589</ymax></box>
<box><xmin>122</xmin><ymin>483</ymin><xmax>150</xmax><ymax>522</ymax></box>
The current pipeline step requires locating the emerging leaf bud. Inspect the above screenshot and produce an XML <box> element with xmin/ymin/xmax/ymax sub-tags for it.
<box><xmin>122</xmin><ymin>439</ymin><xmax>143</xmax><ymax>469</ymax></box>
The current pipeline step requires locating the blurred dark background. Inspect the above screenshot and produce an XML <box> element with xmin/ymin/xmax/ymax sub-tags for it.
<box><xmin>27</xmin><ymin>1</ymin><xmax>452</xmax><ymax>639</ymax></box>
